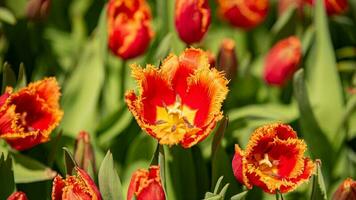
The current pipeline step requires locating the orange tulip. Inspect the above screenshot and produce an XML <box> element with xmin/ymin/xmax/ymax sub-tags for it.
<box><xmin>125</xmin><ymin>48</ymin><xmax>229</xmax><ymax>148</ymax></box>
<box><xmin>52</xmin><ymin>167</ymin><xmax>102</xmax><ymax>200</ymax></box>
<box><xmin>232</xmin><ymin>123</ymin><xmax>315</xmax><ymax>193</ymax></box>
<box><xmin>127</xmin><ymin>166</ymin><xmax>165</xmax><ymax>200</ymax></box>
<box><xmin>263</xmin><ymin>36</ymin><xmax>302</xmax><ymax>86</ymax></box>
<box><xmin>107</xmin><ymin>0</ymin><xmax>154</xmax><ymax>59</ymax></box>
<box><xmin>7</xmin><ymin>192</ymin><xmax>28</xmax><ymax>200</ymax></box>
<box><xmin>0</xmin><ymin>77</ymin><xmax>63</xmax><ymax>151</ymax></box>
<box><xmin>306</xmin><ymin>0</ymin><xmax>348</xmax><ymax>16</ymax></box>
<box><xmin>332</xmin><ymin>178</ymin><xmax>356</xmax><ymax>200</ymax></box>
<box><xmin>175</xmin><ymin>0</ymin><xmax>211</xmax><ymax>44</ymax></box>
<box><xmin>217</xmin><ymin>0</ymin><xmax>268</xmax><ymax>29</ymax></box>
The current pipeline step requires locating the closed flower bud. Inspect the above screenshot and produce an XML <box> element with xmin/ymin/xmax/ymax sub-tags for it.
<box><xmin>0</xmin><ymin>77</ymin><xmax>63</xmax><ymax>150</ymax></box>
<box><xmin>127</xmin><ymin>166</ymin><xmax>165</xmax><ymax>200</ymax></box>
<box><xmin>263</xmin><ymin>36</ymin><xmax>302</xmax><ymax>86</ymax></box>
<box><xmin>332</xmin><ymin>178</ymin><xmax>356</xmax><ymax>200</ymax></box>
<box><xmin>7</xmin><ymin>192</ymin><xmax>28</xmax><ymax>200</ymax></box>
<box><xmin>107</xmin><ymin>0</ymin><xmax>154</xmax><ymax>60</ymax></box>
<box><xmin>26</xmin><ymin>0</ymin><xmax>51</xmax><ymax>21</ymax></box>
<box><xmin>175</xmin><ymin>0</ymin><xmax>211</xmax><ymax>44</ymax></box>
<box><xmin>74</xmin><ymin>131</ymin><xmax>96</xmax><ymax>174</ymax></box>
<box><xmin>217</xmin><ymin>38</ymin><xmax>238</xmax><ymax>81</ymax></box>
<box><xmin>217</xmin><ymin>0</ymin><xmax>268</xmax><ymax>29</ymax></box>
<box><xmin>306</xmin><ymin>0</ymin><xmax>348</xmax><ymax>16</ymax></box>
<box><xmin>52</xmin><ymin>167</ymin><xmax>102</xmax><ymax>200</ymax></box>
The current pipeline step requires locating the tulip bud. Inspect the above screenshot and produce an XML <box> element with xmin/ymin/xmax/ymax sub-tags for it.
<box><xmin>278</xmin><ymin>0</ymin><xmax>304</xmax><ymax>16</ymax></box>
<box><xmin>175</xmin><ymin>0</ymin><xmax>211</xmax><ymax>44</ymax></box>
<box><xmin>107</xmin><ymin>0</ymin><xmax>154</xmax><ymax>60</ymax></box>
<box><xmin>26</xmin><ymin>0</ymin><xmax>51</xmax><ymax>21</ymax></box>
<box><xmin>52</xmin><ymin>167</ymin><xmax>102</xmax><ymax>200</ymax></box>
<box><xmin>306</xmin><ymin>0</ymin><xmax>348</xmax><ymax>16</ymax></box>
<box><xmin>74</xmin><ymin>131</ymin><xmax>96</xmax><ymax>174</ymax></box>
<box><xmin>127</xmin><ymin>166</ymin><xmax>165</xmax><ymax>200</ymax></box>
<box><xmin>217</xmin><ymin>39</ymin><xmax>238</xmax><ymax>81</ymax></box>
<box><xmin>263</xmin><ymin>36</ymin><xmax>302</xmax><ymax>86</ymax></box>
<box><xmin>7</xmin><ymin>192</ymin><xmax>28</xmax><ymax>200</ymax></box>
<box><xmin>217</xmin><ymin>0</ymin><xmax>268</xmax><ymax>29</ymax></box>
<box><xmin>332</xmin><ymin>178</ymin><xmax>356</xmax><ymax>200</ymax></box>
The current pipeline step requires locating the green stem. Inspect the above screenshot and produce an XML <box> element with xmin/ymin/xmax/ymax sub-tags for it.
<box><xmin>120</xmin><ymin>60</ymin><xmax>127</xmax><ymax>100</ymax></box>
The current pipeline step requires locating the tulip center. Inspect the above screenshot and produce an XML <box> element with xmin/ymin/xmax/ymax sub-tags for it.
<box><xmin>154</xmin><ymin>96</ymin><xmax>199</xmax><ymax>145</ymax></box>
<box><xmin>256</xmin><ymin>153</ymin><xmax>279</xmax><ymax>177</ymax></box>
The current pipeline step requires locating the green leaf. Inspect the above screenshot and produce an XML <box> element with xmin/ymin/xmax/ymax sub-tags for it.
<box><xmin>306</xmin><ymin>0</ymin><xmax>345</xmax><ymax>145</ymax></box>
<box><xmin>213</xmin><ymin>176</ymin><xmax>224</xmax><ymax>194</ymax></box>
<box><xmin>230</xmin><ymin>191</ymin><xmax>248</xmax><ymax>200</ymax></box>
<box><xmin>0</xmin><ymin>154</ymin><xmax>15</xmax><ymax>199</ymax></box>
<box><xmin>293</xmin><ymin>69</ymin><xmax>334</xmax><ymax>170</ymax></box>
<box><xmin>2</xmin><ymin>62</ymin><xmax>16</xmax><ymax>93</ymax></box>
<box><xmin>154</xmin><ymin>33</ymin><xmax>173</xmax><ymax>64</ymax></box>
<box><xmin>63</xmin><ymin>147</ymin><xmax>77</xmax><ymax>175</ymax></box>
<box><xmin>98</xmin><ymin>151</ymin><xmax>123</xmax><ymax>200</ymax></box>
<box><xmin>150</xmin><ymin>144</ymin><xmax>166</xmax><ymax>190</ymax></box>
<box><xmin>310</xmin><ymin>161</ymin><xmax>327</xmax><ymax>200</ymax></box>
<box><xmin>0</xmin><ymin>7</ymin><xmax>16</xmax><ymax>25</ymax></box>
<box><xmin>16</xmin><ymin>63</ymin><xmax>26</xmax><ymax>89</ymax></box>
<box><xmin>271</xmin><ymin>6</ymin><xmax>297</xmax><ymax>41</ymax></box>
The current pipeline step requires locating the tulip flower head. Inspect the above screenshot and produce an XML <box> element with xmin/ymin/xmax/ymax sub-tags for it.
<box><xmin>7</xmin><ymin>192</ymin><xmax>28</xmax><ymax>200</ymax></box>
<box><xmin>127</xmin><ymin>166</ymin><xmax>165</xmax><ymax>200</ymax></box>
<box><xmin>332</xmin><ymin>178</ymin><xmax>356</xmax><ymax>200</ymax></box>
<box><xmin>217</xmin><ymin>0</ymin><xmax>269</xmax><ymax>29</ymax></box>
<box><xmin>125</xmin><ymin>48</ymin><xmax>229</xmax><ymax>148</ymax></box>
<box><xmin>0</xmin><ymin>77</ymin><xmax>63</xmax><ymax>151</ymax></box>
<box><xmin>52</xmin><ymin>167</ymin><xmax>102</xmax><ymax>200</ymax></box>
<box><xmin>232</xmin><ymin>123</ymin><xmax>315</xmax><ymax>193</ymax></box>
<box><xmin>263</xmin><ymin>36</ymin><xmax>302</xmax><ymax>86</ymax></box>
<box><xmin>175</xmin><ymin>0</ymin><xmax>211</xmax><ymax>44</ymax></box>
<box><xmin>107</xmin><ymin>0</ymin><xmax>154</xmax><ymax>59</ymax></box>
<box><xmin>306</xmin><ymin>0</ymin><xmax>348</xmax><ymax>16</ymax></box>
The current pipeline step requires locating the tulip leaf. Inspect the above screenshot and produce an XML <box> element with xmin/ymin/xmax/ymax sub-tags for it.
<box><xmin>310</xmin><ymin>161</ymin><xmax>327</xmax><ymax>200</ymax></box>
<box><xmin>99</xmin><ymin>151</ymin><xmax>123</xmax><ymax>200</ymax></box>
<box><xmin>271</xmin><ymin>5</ymin><xmax>297</xmax><ymax>41</ymax></box>
<box><xmin>0</xmin><ymin>7</ymin><xmax>16</xmax><ymax>25</ymax></box>
<box><xmin>16</xmin><ymin>63</ymin><xmax>26</xmax><ymax>89</ymax></box>
<box><xmin>63</xmin><ymin>147</ymin><xmax>77</xmax><ymax>175</ymax></box>
<box><xmin>2</xmin><ymin>62</ymin><xmax>16</xmax><ymax>93</ymax></box>
<box><xmin>204</xmin><ymin>176</ymin><xmax>230</xmax><ymax>200</ymax></box>
<box><xmin>305</xmin><ymin>0</ymin><xmax>344</xmax><ymax>145</ymax></box>
<box><xmin>150</xmin><ymin>143</ymin><xmax>166</xmax><ymax>194</ymax></box>
<box><xmin>293</xmin><ymin>69</ymin><xmax>334</xmax><ymax>170</ymax></box>
<box><xmin>0</xmin><ymin>153</ymin><xmax>15</xmax><ymax>199</ymax></box>
<box><xmin>230</xmin><ymin>191</ymin><xmax>248</xmax><ymax>200</ymax></box>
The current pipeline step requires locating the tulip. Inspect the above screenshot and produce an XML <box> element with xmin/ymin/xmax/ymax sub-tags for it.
<box><xmin>7</xmin><ymin>192</ymin><xmax>28</xmax><ymax>200</ymax></box>
<box><xmin>175</xmin><ymin>0</ymin><xmax>211</xmax><ymax>44</ymax></box>
<box><xmin>332</xmin><ymin>178</ymin><xmax>356</xmax><ymax>200</ymax></box>
<box><xmin>107</xmin><ymin>0</ymin><xmax>154</xmax><ymax>60</ymax></box>
<box><xmin>278</xmin><ymin>0</ymin><xmax>304</xmax><ymax>16</ymax></box>
<box><xmin>263</xmin><ymin>36</ymin><xmax>302</xmax><ymax>86</ymax></box>
<box><xmin>306</xmin><ymin>0</ymin><xmax>348</xmax><ymax>16</ymax></box>
<box><xmin>127</xmin><ymin>166</ymin><xmax>165</xmax><ymax>200</ymax></box>
<box><xmin>0</xmin><ymin>77</ymin><xmax>63</xmax><ymax>151</ymax></box>
<box><xmin>232</xmin><ymin>123</ymin><xmax>315</xmax><ymax>193</ymax></box>
<box><xmin>26</xmin><ymin>0</ymin><xmax>51</xmax><ymax>21</ymax></box>
<box><xmin>217</xmin><ymin>38</ymin><xmax>238</xmax><ymax>81</ymax></box>
<box><xmin>217</xmin><ymin>0</ymin><xmax>269</xmax><ymax>29</ymax></box>
<box><xmin>74</xmin><ymin>131</ymin><xmax>96</xmax><ymax>173</ymax></box>
<box><xmin>52</xmin><ymin>167</ymin><xmax>102</xmax><ymax>200</ymax></box>
<box><xmin>125</xmin><ymin>48</ymin><xmax>229</xmax><ymax>148</ymax></box>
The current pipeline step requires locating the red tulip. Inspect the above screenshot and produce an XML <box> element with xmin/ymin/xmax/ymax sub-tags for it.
<box><xmin>306</xmin><ymin>0</ymin><xmax>348</xmax><ymax>16</ymax></box>
<box><xmin>26</xmin><ymin>0</ymin><xmax>51</xmax><ymax>21</ymax></box>
<box><xmin>332</xmin><ymin>178</ymin><xmax>356</xmax><ymax>200</ymax></box>
<box><xmin>52</xmin><ymin>167</ymin><xmax>102</xmax><ymax>200</ymax></box>
<box><xmin>278</xmin><ymin>0</ymin><xmax>304</xmax><ymax>16</ymax></box>
<box><xmin>263</xmin><ymin>36</ymin><xmax>302</xmax><ymax>86</ymax></box>
<box><xmin>175</xmin><ymin>0</ymin><xmax>211</xmax><ymax>44</ymax></box>
<box><xmin>107</xmin><ymin>0</ymin><xmax>154</xmax><ymax>59</ymax></box>
<box><xmin>0</xmin><ymin>77</ymin><xmax>63</xmax><ymax>150</ymax></box>
<box><xmin>7</xmin><ymin>192</ymin><xmax>28</xmax><ymax>200</ymax></box>
<box><xmin>217</xmin><ymin>0</ymin><xmax>269</xmax><ymax>29</ymax></box>
<box><xmin>232</xmin><ymin>123</ymin><xmax>315</xmax><ymax>194</ymax></box>
<box><xmin>127</xmin><ymin>166</ymin><xmax>165</xmax><ymax>200</ymax></box>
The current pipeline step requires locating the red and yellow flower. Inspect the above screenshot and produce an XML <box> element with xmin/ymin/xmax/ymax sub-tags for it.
<box><xmin>125</xmin><ymin>48</ymin><xmax>229</xmax><ymax>148</ymax></box>
<box><xmin>107</xmin><ymin>0</ymin><xmax>154</xmax><ymax>60</ymax></box>
<box><xmin>7</xmin><ymin>192</ymin><xmax>28</xmax><ymax>200</ymax></box>
<box><xmin>0</xmin><ymin>77</ymin><xmax>63</xmax><ymax>151</ymax></box>
<box><xmin>232</xmin><ymin>123</ymin><xmax>315</xmax><ymax>194</ymax></box>
<box><xmin>175</xmin><ymin>0</ymin><xmax>211</xmax><ymax>44</ymax></box>
<box><xmin>52</xmin><ymin>167</ymin><xmax>102</xmax><ymax>200</ymax></box>
<box><xmin>127</xmin><ymin>165</ymin><xmax>165</xmax><ymax>200</ymax></box>
<box><xmin>306</xmin><ymin>0</ymin><xmax>348</xmax><ymax>16</ymax></box>
<box><xmin>217</xmin><ymin>0</ymin><xmax>269</xmax><ymax>29</ymax></box>
<box><xmin>332</xmin><ymin>178</ymin><xmax>356</xmax><ymax>200</ymax></box>
<box><xmin>263</xmin><ymin>36</ymin><xmax>302</xmax><ymax>86</ymax></box>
